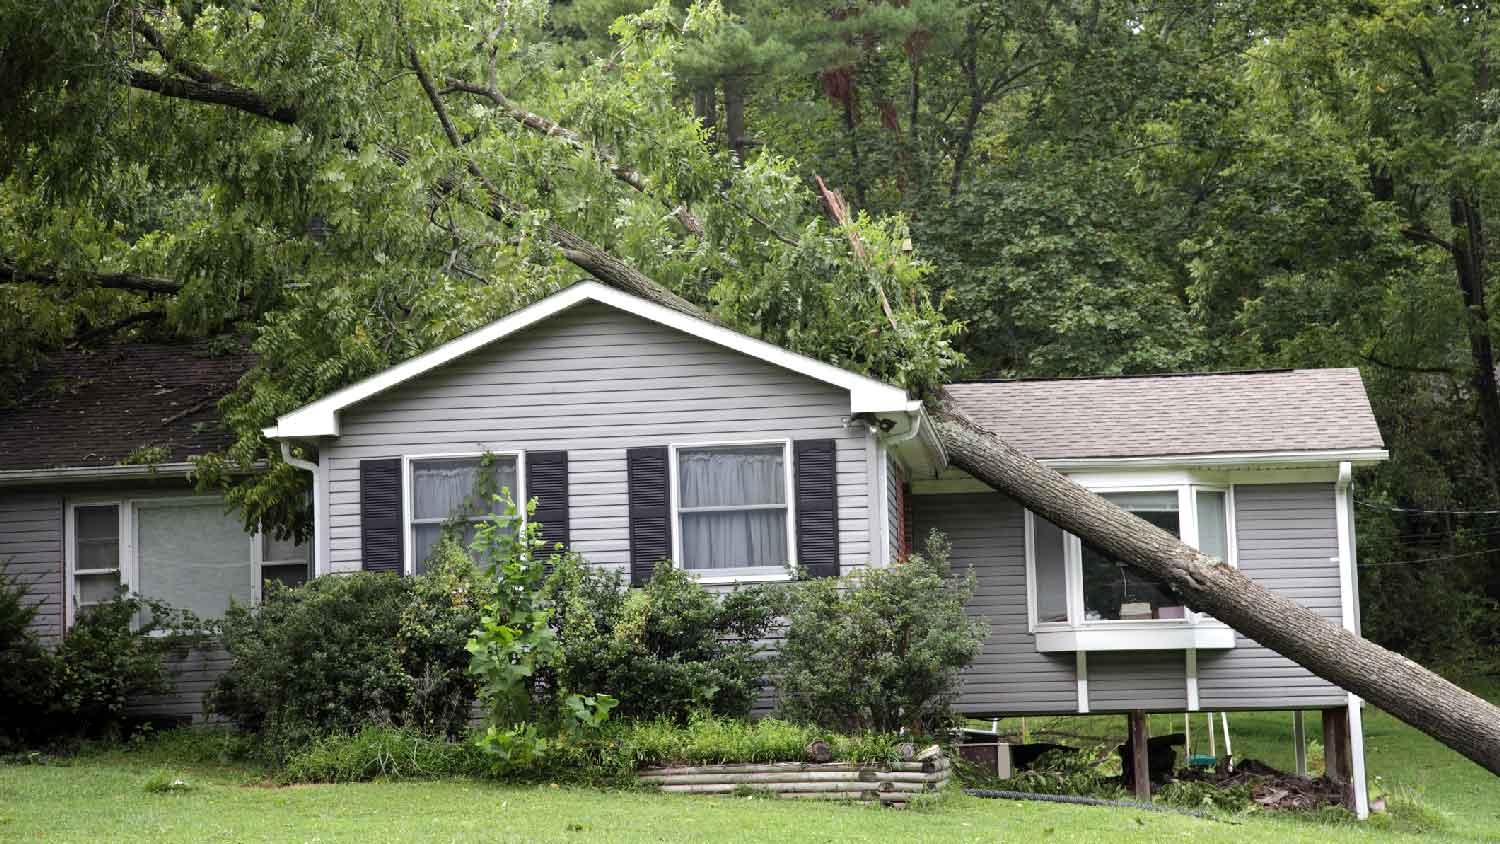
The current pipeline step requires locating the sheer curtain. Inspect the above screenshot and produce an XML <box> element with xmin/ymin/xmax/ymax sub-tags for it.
<box><xmin>678</xmin><ymin>446</ymin><xmax>787</xmax><ymax>570</ymax></box>
<box><xmin>411</xmin><ymin>457</ymin><xmax>517</xmax><ymax>569</ymax></box>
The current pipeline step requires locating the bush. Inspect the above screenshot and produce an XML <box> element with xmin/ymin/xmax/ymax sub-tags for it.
<box><xmin>988</xmin><ymin>747</ymin><xmax>1127</xmax><ymax>799</ymax></box>
<box><xmin>209</xmin><ymin>541</ymin><xmax>493</xmax><ymax>757</ymax></box>
<box><xmin>1</xmin><ymin>574</ymin><xmax>198</xmax><ymax>747</ymax></box>
<box><xmin>546</xmin><ymin>557</ymin><xmax>784</xmax><ymax>722</ymax></box>
<box><xmin>281</xmin><ymin>726</ymin><xmax>488</xmax><ymax>783</ymax></box>
<box><xmin>775</xmin><ymin>532</ymin><xmax>987</xmax><ymax>734</ymax></box>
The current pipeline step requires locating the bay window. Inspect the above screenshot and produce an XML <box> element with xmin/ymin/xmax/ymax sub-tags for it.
<box><xmin>1028</xmin><ymin>483</ymin><xmax>1235</xmax><ymax>651</ymax></box>
<box><xmin>672</xmin><ymin>442</ymin><xmax>794</xmax><ymax>580</ymax></box>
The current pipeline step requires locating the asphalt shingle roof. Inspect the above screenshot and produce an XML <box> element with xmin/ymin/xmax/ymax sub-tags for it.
<box><xmin>0</xmin><ymin>343</ymin><xmax>254</xmax><ymax>471</ymax></box>
<box><xmin>943</xmin><ymin>368</ymin><xmax>1385</xmax><ymax>461</ymax></box>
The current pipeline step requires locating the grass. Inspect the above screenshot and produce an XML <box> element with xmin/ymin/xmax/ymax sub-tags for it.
<box><xmin>2</xmin><ymin>684</ymin><xmax>1498</xmax><ymax>843</ymax></box>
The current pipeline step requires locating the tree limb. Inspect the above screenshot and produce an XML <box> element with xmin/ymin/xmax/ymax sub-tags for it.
<box><xmin>128</xmin><ymin>69</ymin><xmax>298</xmax><ymax>125</ymax></box>
<box><xmin>132</xmin><ymin>16</ymin><xmax>225</xmax><ymax>85</ymax></box>
<box><xmin>1</xmin><ymin>262</ymin><xmax>184</xmax><ymax>294</ymax></box>
<box><xmin>442</xmin><ymin>77</ymin><xmax>706</xmax><ymax>237</ymax></box>
<box><xmin>1402</xmin><ymin>225</ymin><xmax>1454</xmax><ymax>253</ymax></box>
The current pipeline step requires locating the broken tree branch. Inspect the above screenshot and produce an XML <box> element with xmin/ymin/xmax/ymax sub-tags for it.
<box><xmin>128</xmin><ymin>69</ymin><xmax>298</xmax><ymax>124</ymax></box>
<box><xmin>1</xmin><ymin>262</ymin><xmax>185</xmax><ymax>295</ymax></box>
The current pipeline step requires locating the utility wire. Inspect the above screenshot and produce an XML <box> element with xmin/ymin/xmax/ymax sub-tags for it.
<box><xmin>1356</xmin><ymin>499</ymin><xmax>1500</xmax><ymax>516</ymax></box>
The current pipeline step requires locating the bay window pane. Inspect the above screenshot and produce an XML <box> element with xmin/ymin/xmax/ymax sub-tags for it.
<box><xmin>1196</xmin><ymin>490</ymin><xmax>1229</xmax><ymax>561</ymax></box>
<box><xmin>1033</xmin><ymin>516</ymin><xmax>1069</xmax><ymax>624</ymax></box>
<box><xmin>680</xmin><ymin>510</ymin><xmax>787</xmax><ymax>569</ymax></box>
<box><xmin>136</xmin><ymin>501</ymin><xmax>252</xmax><ymax>619</ymax></box>
<box><xmin>1081</xmin><ymin>492</ymin><xmax>1182</xmax><ymax>621</ymax></box>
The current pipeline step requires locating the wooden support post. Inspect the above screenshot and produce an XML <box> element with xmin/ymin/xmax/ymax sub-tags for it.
<box><xmin>1129</xmin><ymin>710</ymin><xmax>1151</xmax><ymax>802</ymax></box>
<box><xmin>1322</xmin><ymin>708</ymin><xmax>1351</xmax><ymax>784</ymax></box>
<box><xmin>1293</xmin><ymin>711</ymin><xmax>1308</xmax><ymax>777</ymax></box>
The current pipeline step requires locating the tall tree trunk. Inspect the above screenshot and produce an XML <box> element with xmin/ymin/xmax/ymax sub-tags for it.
<box><xmin>693</xmin><ymin>85</ymin><xmax>719</xmax><ymax>145</ymax></box>
<box><xmin>1449</xmin><ymin>194</ymin><xmax>1500</xmax><ymax>600</ymax></box>
<box><xmin>932</xmin><ymin>407</ymin><xmax>1500</xmax><ymax>776</ymax></box>
<box><xmin>723</xmin><ymin>77</ymin><xmax>748</xmax><ymax>163</ymax></box>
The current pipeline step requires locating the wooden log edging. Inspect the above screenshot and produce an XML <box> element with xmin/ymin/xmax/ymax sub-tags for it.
<box><xmin>637</xmin><ymin>751</ymin><xmax>951</xmax><ymax>806</ymax></box>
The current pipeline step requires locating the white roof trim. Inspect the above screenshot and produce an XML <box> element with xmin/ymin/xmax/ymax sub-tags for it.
<box><xmin>1037</xmin><ymin>448</ymin><xmax>1389</xmax><ymax>471</ymax></box>
<box><xmin>266</xmin><ymin>281</ymin><xmax>912</xmax><ymax>439</ymax></box>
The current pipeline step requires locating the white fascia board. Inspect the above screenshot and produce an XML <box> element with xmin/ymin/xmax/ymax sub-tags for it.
<box><xmin>266</xmin><ymin>281</ymin><xmax>911</xmax><ymax>439</ymax></box>
<box><xmin>1038</xmin><ymin>448</ymin><xmax>1389</xmax><ymax>471</ymax></box>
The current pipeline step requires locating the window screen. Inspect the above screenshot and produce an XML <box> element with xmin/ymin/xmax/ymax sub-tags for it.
<box><xmin>1033</xmin><ymin>516</ymin><xmax>1069</xmax><ymax>624</ymax></box>
<box><xmin>677</xmin><ymin>445</ymin><xmax>788</xmax><ymax>570</ymax></box>
<box><xmin>73</xmin><ymin>505</ymin><xmax>121</xmax><ymax>611</ymax></box>
<box><xmin>1196</xmin><ymin>490</ymin><xmax>1229</xmax><ymax>562</ymax></box>
<box><xmin>136</xmin><ymin>501</ymin><xmax>252</xmax><ymax>619</ymax></box>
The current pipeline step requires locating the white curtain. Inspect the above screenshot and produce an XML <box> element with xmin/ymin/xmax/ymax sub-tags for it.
<box><xmin>411</xmin><ymin>457</ymin><xmax>517</xmax><ymax>570</ymax></box>
<box><xmin>412</xmin><ymin>458</ymin><xmax>517</xmax><ymax>521</ymax></box>
<box><xmin>136</xmin><ymin>501</ymin><xmax>252</xmax><ymax>619</ymax></box>
<box><xmin>678</xmin><ymin>446</ymin><xmax>786</xmax><ymax>569</ymax></box>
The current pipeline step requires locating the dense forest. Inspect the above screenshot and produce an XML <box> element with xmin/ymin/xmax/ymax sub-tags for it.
<box><xmin>2</xmin><ymin>0</ymin><xmax>1498</xmax><ymax>668</ymax></box>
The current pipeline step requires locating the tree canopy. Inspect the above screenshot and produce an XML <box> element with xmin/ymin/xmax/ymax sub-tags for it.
<box><xmin>4</xmin><ymin>0</ymin><xmax>1500</xmax><ymax>696</ymax></box>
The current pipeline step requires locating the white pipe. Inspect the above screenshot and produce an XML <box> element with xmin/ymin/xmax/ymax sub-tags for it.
<box><xmin>1293</xmin><ymin>711</ymin><xmax>1308</xmax><ymax>777</ymax></box>
<box><xmin>1221</xmin><ymin>712</ymin><xmax>1233</xmax><ymax>770</ymax></box>
<box><xmin>1348</xmin><ymin>696</ymin><xmax>1370</xmax><ymax>819</ymax></box>
<box><xmin>279</xmin><ymin>440</ymin><xmax>324</xmax><ymax>576</ymax></box>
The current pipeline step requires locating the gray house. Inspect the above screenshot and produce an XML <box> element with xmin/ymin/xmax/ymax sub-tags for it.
<box><xmin>3</xmin><ymin>281</ymin><xmax>1385</xmax><ymax>813</ymax></box>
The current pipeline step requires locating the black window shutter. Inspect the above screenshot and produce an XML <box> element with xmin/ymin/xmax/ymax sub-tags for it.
<box><xmin>526</xmin><ymin>451</ymin><xmax>570</xmax><ymax>552</ymax></box>
<box><xmin>360</xmin><ymin>458</ymin><xmax>404</xmax><ymax>573</ymax></box>
<box><xmin>794</xmin><ymin>439</ymin><xmax>841</xmax><ymax>578</ymax></box>
<box><xmin>627</xmin><ymin>446</ymin><xmax>672</xmax><ymax>587</ymax></box>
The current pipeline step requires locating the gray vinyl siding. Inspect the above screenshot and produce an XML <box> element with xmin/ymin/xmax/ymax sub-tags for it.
<box><xmin>1197</xmin><ymin>483</ymin><xmax>1346</xmax><ymax>709</ymax></box>
<box><xmin>912</xmin><ymin>492</ymin><xmax>1078</xmax><ymax>715</ymax></box>
<box><xmin>1087</xmin><ymin>651</ymin><xmax>1187</xmax><ymax>712</ymax></box>
<box><xmin>0</xmin><ymin>491</ymin><xmax>64</xmax><ymax>642</ymax></box>
<box><xmin>129</xmin><ymin>646</ymin><xmax>231</xmax><ymax>721</ymax></box>
<box><xmin>323</xmin><ymin>302</ymin><xmax>877</xmax><ymax>575</ymax></box>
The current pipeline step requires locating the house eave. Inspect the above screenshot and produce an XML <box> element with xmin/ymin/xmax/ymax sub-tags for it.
<box><xmin>0</xmin><ymin>460</ymin><xmax>269</xmax><ymax>488</ymax></box>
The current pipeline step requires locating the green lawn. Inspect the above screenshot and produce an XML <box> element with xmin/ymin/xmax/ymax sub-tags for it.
<box><xmin>3</xmin><ymin>689</ymin><xmax>1498</xmax><ymax>844</ymax></box>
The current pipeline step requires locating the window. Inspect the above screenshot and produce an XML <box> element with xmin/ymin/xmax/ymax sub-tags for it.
<box><xmin>66</xmin><ymin>496</ymin><xmax>297</xmax><ymax>626</ymax></box>
<box><xmin>408</xmin><ymin>455</ymin><xmax>519</xmax><ymax>572</ymax></box>
<box><xmin>673</xmin><ymin>443</ymin><xmax>793</xmax><ymax>578</ymax></box>
<box><xmin>71</xmin><ymin>504</ymin><xmax>123</xmax><ymax>614</ymax></box>
<box><xmin>258</xmin><ymin>531</ymin><xmax>311</xmax><ymax>591</ymax></box>
<box><xmin>1028</xmin><ymin>483</ymin><xmax>1234</xmax><ymax>651</ymax></box>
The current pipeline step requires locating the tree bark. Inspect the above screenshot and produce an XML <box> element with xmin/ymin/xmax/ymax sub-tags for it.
<box><xmin>128</xmin><ymin>70</ymin><xmax>298</xmax><ymax>124</ymax></box>
<box><xmin>932</xmin><ymin>407</ymin><xmax>1500</xmax><ymax>776</ymax></box>
<box><xmin>0</xmin><ymin>262</ymin><xmax>184</xmax><ymax>294</ymax></box>
<box><xmin>724</xmin><ymin>76</ymin><xmax>748</xmax><ymax>163</ymax></box>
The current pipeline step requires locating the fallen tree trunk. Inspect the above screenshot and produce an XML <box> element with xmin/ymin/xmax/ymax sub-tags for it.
<box><xmin>932</xmin><ymin>407</ymin><xmax>1500</xmax><ymax>776</ymax></box>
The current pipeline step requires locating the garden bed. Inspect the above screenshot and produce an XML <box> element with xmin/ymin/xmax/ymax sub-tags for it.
<box><xmin>638</xmin><ymin>747</ymin><xmax>951</xmax><ymax>805</ymax></box>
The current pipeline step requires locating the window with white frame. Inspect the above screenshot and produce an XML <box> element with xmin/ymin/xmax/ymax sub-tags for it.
<box><xmin>673</xmin><ymin>443</ymin><xmax>793</xmax><ymax>576</ymax></box>
<box><xmin>66</xmin><ymin>496</ymin><xmax>309</xmax><ymax>626</ymax></box>
<box><xmin>1030</xmin><ymin>486</ymin><xmax>1231</xmax><ymax>627</ymax></box>
<box><xmin>407</xmin><ymin>455</ymin><xmax>519</xmax><ymax>572</ymax></box>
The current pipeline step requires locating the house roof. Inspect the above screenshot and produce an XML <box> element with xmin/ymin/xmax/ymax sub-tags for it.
<box><xmin>265</xmin><ymin>280</ymin><xmax>918</xmax><ymax>439</ymax></box>
<box><xmin>0</xmin><ymin>342</ymin><xmax>254</xmax><ymax>474</ymax></box>
<box><xmin>943</xmin><ymin>368</ymin><xmax>1387</xmax><ymax>464</ymax></box>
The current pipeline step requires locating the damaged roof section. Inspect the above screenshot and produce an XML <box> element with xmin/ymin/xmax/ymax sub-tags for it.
<box><xmin>0</xmin><ymin>342</ymin><xmax>255</xmax><ymax>471</ymax></box>
<box><xmin>944</xmin><ymin>368</ymin><xmax>1386</xmax><ymax>462</ymax></box>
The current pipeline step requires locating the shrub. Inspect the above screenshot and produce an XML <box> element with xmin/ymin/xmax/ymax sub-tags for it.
<box><xmin>547</xmin><ymin>557</ymin><xmax>784</xmax><ymax>722</ymax></box>
<box><xmin>1</xmin><ymin>573</ymin><xmax>197</xmax><ymax>747</ymax></box>
<box><xmin>775</xmin><ymin>532</ymin><xmax>987</xmax><ymax>734</ymax></box>
<box><xmin>209</xmin><ymin>542</ymin><xmax>492</xmax><ymax>757</ymax></box>
<box><xmin>989</xmin><ymin>747</ymin><xmax>1127</xmax><ymax>799</ymax></box>
<box><xmin>281</xmin><ymin>726</ymin><xmax>488</xmax><ymax>783</ymax></box>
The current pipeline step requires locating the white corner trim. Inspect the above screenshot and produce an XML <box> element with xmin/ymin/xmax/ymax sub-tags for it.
<box><xmin>266</xmin><ymin>281</ymin><xmax>912</xmax><ymax>439</ymax></box>
<box><xmin>1348</xmin><ymin>694</ymin><xmax>1370</xmax><ymax>819</ymax></box>
<box><xmin>1335</xmin><ymin>461</ymin><xmax>1357</xmax><ymax>632</ymax></box>
<box><xmin>1076</xmin><ymin>651</ymin><xmax>1089</xmax><ymax>714</ymax></box>
<box><xmin>1185</xmin><ymin>648</ymin><xmax>1200</xmax><ymax>711</ymax></box>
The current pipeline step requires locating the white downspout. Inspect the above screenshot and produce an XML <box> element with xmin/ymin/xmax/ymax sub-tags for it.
<box><xmin>280</xmin><ymin>440</ymin><xmax>325</xmax><ymax>577</ymax></box>
<box><xmin>1335</xmin><ymin>460</ymin><xmax>1370</xmax><ymax>819</ymax></box>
